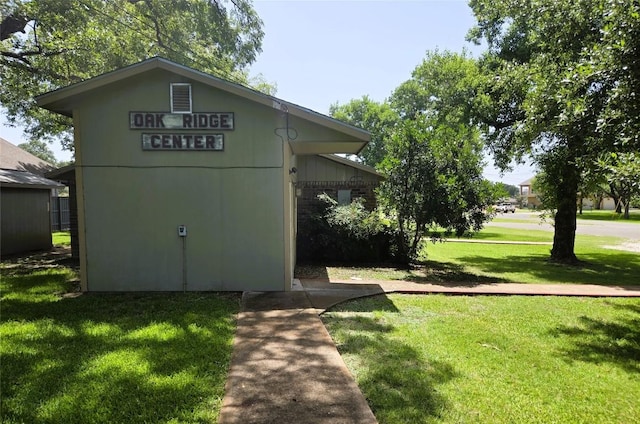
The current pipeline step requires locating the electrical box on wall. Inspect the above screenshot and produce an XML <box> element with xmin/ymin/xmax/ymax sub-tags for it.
<box><xmin>178</xmin><ymin>225</ymin><xmax>187</xmax><ymax>237</ymax></box>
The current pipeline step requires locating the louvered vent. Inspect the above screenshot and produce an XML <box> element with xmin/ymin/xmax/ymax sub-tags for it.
<box><xmin>171</xmin><ymin>83</ymin><xmax>192</xmax><ymax>113</ymax></box>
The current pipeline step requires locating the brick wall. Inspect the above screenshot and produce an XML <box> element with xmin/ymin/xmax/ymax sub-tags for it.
<box><xmin>295</xmin><ymin>180</ymin><xmax>389</xmax><ymax>262</ymax></box>
<box><xmin>297</xmin><ymin>180</ymin><xmax>379</xmax><ymax>218</ymax></box>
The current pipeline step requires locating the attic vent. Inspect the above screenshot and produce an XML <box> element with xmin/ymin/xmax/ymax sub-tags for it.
<box><xmin>171</xmin><ymin>83</ymin><xmax>192</xmax><ymax>113</ymax></box>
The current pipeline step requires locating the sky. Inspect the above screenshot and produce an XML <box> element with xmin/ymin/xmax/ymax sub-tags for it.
<box><xmin>0</xmin><ymin>0</ymin><xmax>535</xmax><ymax>186</ymax></box>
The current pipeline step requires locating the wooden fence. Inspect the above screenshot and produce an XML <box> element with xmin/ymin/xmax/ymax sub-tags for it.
<box><xmin>51</xmin><ymin>196</ymin><xmax>70</xmax><ymax>231</ymax></box>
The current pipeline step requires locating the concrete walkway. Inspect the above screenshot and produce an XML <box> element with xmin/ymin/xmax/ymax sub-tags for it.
<box><xmin>219</xmin><ymin>279</ymin><xmax>640</xmax><ymax>424</ymax></box>
<box><xmin>218</xmin><ymin>291</ymin><xmax>378</xmax><ymax>424</ymax></box>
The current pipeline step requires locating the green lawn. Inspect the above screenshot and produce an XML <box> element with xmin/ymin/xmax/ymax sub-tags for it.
<box><xmin>323</xmin><ymin>294</ymin><xmax>640</xmax><ymax>424</ymax></box>
<box><xmin>0</xmin><ymin>261</ymin><xmax>240</xmax><ymax>423</ymax></box>
<box><xmin>425</xmin><ymin>230</ymin><xmax>639</xmax><ymax>285</ymax></box>
<box><xmin>298</xmin><ymin>227</ymin><xmax>640</xmax><ymax>286</ymax></box>
<box><xmin>52</xmin><ymin>231</ymin><xmax>71</xmax><ymax>246</ymax></box>
<box><xmin>577</xmin><ymin>209</ymin><xmax>640</xmax><ymax>223</ymax></box>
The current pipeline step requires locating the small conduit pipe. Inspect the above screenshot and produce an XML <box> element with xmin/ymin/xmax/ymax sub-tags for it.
<box><xmin>182</xmin><ymin>235</ymin><xmax>187</xmax><ymax>293</ymax></box>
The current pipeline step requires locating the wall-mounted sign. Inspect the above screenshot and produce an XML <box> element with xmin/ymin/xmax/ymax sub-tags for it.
<box><xmin>130</xmin><ymin>112</ymin><xmax>234</xmax><ymax>130</ymax></box>
<box><xmin>142</xmin><ymin>133</ymin><xmax>224</xmax><ymax>151</ymax></box>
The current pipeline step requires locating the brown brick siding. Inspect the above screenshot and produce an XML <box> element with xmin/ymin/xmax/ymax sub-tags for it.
<box><xmin>296</xmin><ymin>180</ymin><xmax>379</xmax><ymax>224</ymax></box>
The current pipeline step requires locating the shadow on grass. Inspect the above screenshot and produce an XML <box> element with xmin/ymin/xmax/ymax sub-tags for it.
<box><xmin>404</xmin><ymin>261</ymin><xmax>508</xmax><ymax>285</ymax></box>
<box><xmin>323</xmin><ymin>296</ymin><xmax>459</xmax><ymax>422</ymax></box>
<box><xmin>550</xmin><ymin>301</ymin><xmax>640</xmax><ymax>373</ymax></box>
<box><xmin>458</xmin><ymin>230</ymin><xmax>553</xmax><ymax>242</ymax></box>
<box><xmin>296</xmin><ymin>262</ymin><xmax>508</xmax><ymax>286</ymax></box>
<box><xmin>457</xmin><ymin>251</ymin><xmax>640</xmax><ymax>286</ymax></box>
<box><xmin>1</xmin><ymin>269</ymin><xmax>240</xmax><ymax>423</ymax></box>
<box><xmin>1</xmin><ymin>245</ymin><xmax>79</xmax><ymax>274</ymax></box>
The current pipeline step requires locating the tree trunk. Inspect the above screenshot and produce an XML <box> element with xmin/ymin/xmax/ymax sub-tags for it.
<box><xmin>609</xmin><ymin>183</ymin><xmax>622</xmax><ymax>213</ymax></box>
<box><xmin>595</xmin><ymin>193</ymin><xmax>603</xmax><ymax>210</ymax></box>
<box><xmin>624</xmin><ymin>202</ymin><xmax>630</xmax><ymax>219</ymax></box>
<box><xmin>578</xmin><ymin>192</ymin><xmax>583</xmax><ymax>214</ymax></box>
<box><xmin>550</xmin><ymin>163</ymin><xmax>579</xmax><ymax>264</ymax></box>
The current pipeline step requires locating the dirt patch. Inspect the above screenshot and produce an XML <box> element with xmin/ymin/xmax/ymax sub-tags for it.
<box><xmin>602</xmin><ymin>241</ymin><xmax>640</xmax><ymax>253</ymax></box>
<box><xmin>1</xmin><ymin>245</ymin><xmax>79</xmax><ymax>271</ymax></box>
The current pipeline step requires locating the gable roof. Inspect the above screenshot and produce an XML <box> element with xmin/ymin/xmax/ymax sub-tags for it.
<box><xmin>0</xmin><ymin>137</ymin><xmax>56</xmax><ymax>176</ymax></box>
<box><xmin>0</xmin><ymin>168</ymin><xmax>63</xmax><ymax>190</ymax></box>
<box><xmin>318</xmin><ymin>154</ymin><xmax>383</xmax><ymax>178</ymax></box>
<box><xmin>36</xmin><ymin>57</ymin><xmax>370</xmax><ymax>154</ymax></box>
<box><xmin>519</xmin><ymin>177</ymin><xmax>534</xmax><ymax>186</ymax></box>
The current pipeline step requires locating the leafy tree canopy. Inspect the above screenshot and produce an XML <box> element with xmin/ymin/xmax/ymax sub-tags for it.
<box><xmin>391</xmin><ymin>49</ymin><xmax>481</xmax><ymax>125</ymax></box>
<box><xmin>329</xmin><ymin>51</ymin><xmax>497</xmax><ymax>263</ymax></box>
<box><xmin>495</xmin><ymin>182</ymin><xmax>519</xmax><ymax>198</ymax></box>
<box><xmin>329</xmin><ymin>96</ymin><xmax>399</xmax><ymax>168</ymax></box>
<box><xmin>598</xmin><ymin>152</ymin><xmax>640</xmax><ymax>218</ymax></box>
<box><xmin>17</xmin><ymin>138</ymin><xmax>57</xmax><ymax>165</ymax></box>
<box><xmin>379</xmin><ymin>51</ymin><xmax>497</xmax><ymax>262</ymax></box>
<box><xmin>468</xmin><ymin>0</ymin><xmax>640</xmax><ymax>263</ymax></box>
<box><xmin>379</xmin><ymin>116</ymin><xmax>495</xmax><ymax>262</ymax></box>
<box><xmin>1</xmin><ymin>0</ymin><xmax>265</xmax><ymax>150</ymax></box>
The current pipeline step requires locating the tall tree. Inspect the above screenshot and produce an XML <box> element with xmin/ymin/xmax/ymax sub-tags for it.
<box><xmin>598</xmin><ymin>152</ymin><xmax>640</xmax><ymax>218</ymax></box>
<box><xmin>379</xmin><ymin>116</ymin><xmax>494</xmax><ymax>263</ymax></box>
<box><xmin>468</xmin><ymin>0</ymin><xmax>640</xmax><ymax>263</ymax></box>
<box><xmin>329</xmin><ymin>96</ymin><xmax>399</xmax><ymax>167</ymax></box>
<box><xmin>391</xmin><ymin>49</ymin><xmax>480</xmax><ymax>124</ymax></box>
<box><xmin>380</xmin><ymin>51</ymin><xmax>496</xmax><ymax>262</ymax></box>
<box><xmin>1</xmin><ymin>0</ymin><xmax>264</xmax><ymax>149</ymax></box>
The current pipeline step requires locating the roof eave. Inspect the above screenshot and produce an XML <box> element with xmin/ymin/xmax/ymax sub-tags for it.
<box><xmin>318</xmin><ymin>154</ymin><xmax>383</xmax><ymax>177</ymax></box>
<box><xmin>36</xmin><ymin>57</ymin><xmax>371</xmax><ymax>143</ymax></box>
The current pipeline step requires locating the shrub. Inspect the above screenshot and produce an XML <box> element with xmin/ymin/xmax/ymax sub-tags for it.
<box><xmin>297</xmin><ymin>193</ymin><xmax>401</xmax><ymax>263</ymax></box>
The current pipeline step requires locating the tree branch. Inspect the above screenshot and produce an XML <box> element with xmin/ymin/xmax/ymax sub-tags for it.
<box><xmin>0</xmin><ymin>14</ymin><xmax>29</xmax><ymax>41</ymax></box>
<box><xmin>1</xmin><ymin>55</ymin><xmax>81</xmax><ymax>82</ymax></box>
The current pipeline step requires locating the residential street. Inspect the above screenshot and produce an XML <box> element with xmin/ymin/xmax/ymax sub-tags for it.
<box><xmin>487</xmin><ymin>212</ymin><xmax>640</xmax><ymax>240</ymax></box>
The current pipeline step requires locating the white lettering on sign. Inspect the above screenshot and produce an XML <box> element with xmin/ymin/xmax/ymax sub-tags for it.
<box><xmin>130</xmin><ymin>112</ymin><xmax>234</xmax><ymax>130</ymax></box>
<box><xmin>141</xmin><ymin>134</ymin><xmax>224</xmax><ymax>151</ymax></box>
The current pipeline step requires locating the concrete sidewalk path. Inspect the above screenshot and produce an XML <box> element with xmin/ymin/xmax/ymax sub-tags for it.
<box><xmin>302</xmin><ymin>279</ymin><xmax>640</xmax><ymax>301</ymax></box>
<box><xmin>219</xmin><ymin>291</ymin><xmax>378</xmax><ymax>424</ymax></box>
<box><xmin>219</xmin><ymin>279</ymin><xmax>640</xmax><ymax>424</ymax></box>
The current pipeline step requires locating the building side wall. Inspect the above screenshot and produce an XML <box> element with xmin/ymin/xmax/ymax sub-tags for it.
<box><xmin>296</xmin><ymin>155</ymin><xmax>382</xmax><ymax>220</ymax></box>
<box><xmin>81</xmin><ymin>167</ymin><xmax>284</xmax><ymax>291</ymax></box>
<box><xmin>73</xmin><ymin>69</ymin><xmax>287</xmax><ymax>291</ymax></box>
<box><xmin>1</xmin><ymin>188</ymin><xmax>52</xmax><ymax>255</ymax></box>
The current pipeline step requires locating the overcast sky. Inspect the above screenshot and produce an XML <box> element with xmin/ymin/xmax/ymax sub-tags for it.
<box><xmin>0</xmin><ymin>0</ymin><xmax>535</xmax><ymax>185</ymax></box>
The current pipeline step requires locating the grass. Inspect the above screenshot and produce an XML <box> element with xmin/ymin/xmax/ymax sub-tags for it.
<box><xmin>296</xmin><ymin>227</ymin><xmax>640</xmax><ymax>285</ymax></box>
<box><xmin>0</xmin><ymin>257</ymin><xmax>240</xmax><ymax>424</ymax></box>
<box><xmin>577</xmin><ymin>209</ymin><xmax>640</xmax><ymax>223</ymax></box>
<box><xmin>426</xmin><ymin>230</ymin><xmax>640</xmax><ymax>285</ymax></box>
<box><xmin>52</xmin><ymin>231</ymin><xmax>71</xmax><ymax>246</ymax></box>
<box><xmin>457</xmin><ymin>226</ymin><xmax>553</xmax><ymax>242</ymax></box>
<box><xmin>323</xmin><ymin>294</ymin><xmax>640</xmax><ymax>424</ymax></box>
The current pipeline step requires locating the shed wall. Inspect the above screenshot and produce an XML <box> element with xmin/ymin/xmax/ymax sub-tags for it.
<box><xmin>1</xmin><ymin>188</ymin><xmax>52</xmax><ymax>255</ymax></box>
<box><xmin>74</xmin><ymin>69</ymin><xmax>287</xmax><ymax>291</ymax></box>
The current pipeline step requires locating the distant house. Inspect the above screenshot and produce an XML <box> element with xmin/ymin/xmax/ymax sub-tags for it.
<box><xmin>581</xmin><ymin>196</ymin><xmax>616</xmax><ymax>211</ymax></box>
<box><xmin>519</xmin><ymin>175</ymin><xmax>617</xmax><ymax>211</ymax></box>
<box><xmin>0</xmin><ymin>137</ymin><xmax>63</xmax><ymax>256</ymax></box>
<box><xmin>518</xmin><ymin>177</ymin><xmax>541</xmax><ymax>208</ymax></box>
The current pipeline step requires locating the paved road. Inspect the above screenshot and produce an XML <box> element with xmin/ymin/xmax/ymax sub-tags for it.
<box><xmin>487</xmin><ymin>212</ymin><xmax>640</xmax><ymax>240</ymax></box>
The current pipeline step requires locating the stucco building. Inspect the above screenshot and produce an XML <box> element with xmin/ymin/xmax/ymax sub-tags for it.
<box><xmin>37</xmin><ymin>57</ymin><xmax>371</xmax><ymax>292</ymax></box>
